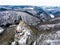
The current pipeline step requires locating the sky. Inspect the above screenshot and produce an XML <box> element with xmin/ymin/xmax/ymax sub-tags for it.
<box><xmin>0</xmin><ymin>0</ymin><xmax>60</xmax><ymax>6</ymax></box>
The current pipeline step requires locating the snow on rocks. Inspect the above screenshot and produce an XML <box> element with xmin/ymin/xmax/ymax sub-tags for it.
<box><xmin>11</xmin><ymin>21</ymin><xmax>32</xmax><ymax>45</ymax></box>
<box><xmin>0</xmin><ymin>27</ymin><xmax>4</xmax><ymax>34</ymax></box>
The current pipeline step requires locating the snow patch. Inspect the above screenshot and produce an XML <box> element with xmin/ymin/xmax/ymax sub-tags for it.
<box><xmin>50</xmin><ymin>14</ymin><xmax>55</xmax><ymax>18</ymax></box>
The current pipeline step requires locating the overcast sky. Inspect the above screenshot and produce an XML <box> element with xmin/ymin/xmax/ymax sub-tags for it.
<box><xmin>0</xmin><ymin>0</ymin><xmax>60</xmax><ymax>6</ymax></box>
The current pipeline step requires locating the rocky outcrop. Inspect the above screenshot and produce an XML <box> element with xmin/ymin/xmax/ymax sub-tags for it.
<box><xmin>0</xmin><ymin>10</ymin><xmax>41</xmax><ymax>27</ymax></box>
<box><xmin>11</xmin><ymin>21</ymin><xmax>36</xmax><ymax>45</ymax></box>
<box><xmin>36</xmin><ymin>30</ymin><xmax>60</xmax><ymax>45</ymax></box>
<box><xmin>0</xmin><ymin>11</ymin><xmax>22</xmax><ymax>27</ymax></box>
<box><xmin>37</xmin><ymin>23</ymin><xmax>60</xmax><ymax>31</ymax></box>
<box><xmin>10</xmin><ymin>21</ymin><xmax>60</xmax><ymax>45</ymax></box>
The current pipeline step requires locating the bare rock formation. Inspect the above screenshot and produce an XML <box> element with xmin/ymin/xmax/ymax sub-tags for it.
<box><xmin>11</xmin><ymin>21</ymin><xmax>36</xmax><ymax>45</ymax></box>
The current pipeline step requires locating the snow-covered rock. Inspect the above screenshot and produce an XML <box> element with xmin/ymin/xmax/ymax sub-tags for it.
<box><xmin>11</xmin><ymin>21</ymin><xmax>34</xmax><ymax>45</ymax></box>
<box><xmin>36</xmin><ymin>30</ymin><xmax>60</xmax><ymax>45</ymax></box>
<box><xmin>50</xmin><ymin>14</ymin><xmax>55</xmax><ymax>18</ymax></box>
<box><xmin>0</xmin><ymin>27</ymin><xmax>4</xmax><ymax>34</ymax></box>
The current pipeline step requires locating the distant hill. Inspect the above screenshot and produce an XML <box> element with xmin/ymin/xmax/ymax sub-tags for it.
<box><xmin>0</xmin><ymin>8</ymin><xmax>7</xmax><ymax>11</ymax></box>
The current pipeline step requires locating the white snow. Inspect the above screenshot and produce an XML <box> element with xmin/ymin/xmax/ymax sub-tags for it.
<box><xmin>0</xmin><ymin>27</ymin><xmax>4</xmax><ymax>34</ymax></box>
<box><xmin>50</xmin><ymin>14</ymin><xmax>55</xmax><ymax>18</ymax></box>
<box><xmin>11</xmin><ymin>42</ymin><xmax>16</xmax><ymax>45</ymax></box>
<box><xmin>16</xmin><ymin>25</ymin><xmax>21</xmax><ymax>30</ymax></box>
<box><xmin>18</xmin><ymin>28</ymin><xmax>31</xmax><ymax>45</ymax></box>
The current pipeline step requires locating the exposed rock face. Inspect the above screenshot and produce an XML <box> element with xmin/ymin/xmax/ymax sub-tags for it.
<box><xmin>0</xmin><ymin>10</ymin><xmax>41</xmax><ymax>27</ymax></box>
<box><xmin>11</xmin><ymin>21</ymin><xmax>36</xmax><ymax>45</ymax></box>
<box><xmin>11</xmin><ymin>21</ymin><xmax>60</xmax><ymax>45</ymax></box>
<box><xmin>37</xmin><ymin>23</ymin><xmax>60</xmax><ymax>31</ymax></box>
<box><xmin>0</xmin><ymin>11</ymin><xmax>22</xmax><ymax>27</ymax></box>
<box><xmin>36</xmin><ymin>30</ymin><xmax>60</xmax><ymax>45</ymax></box>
